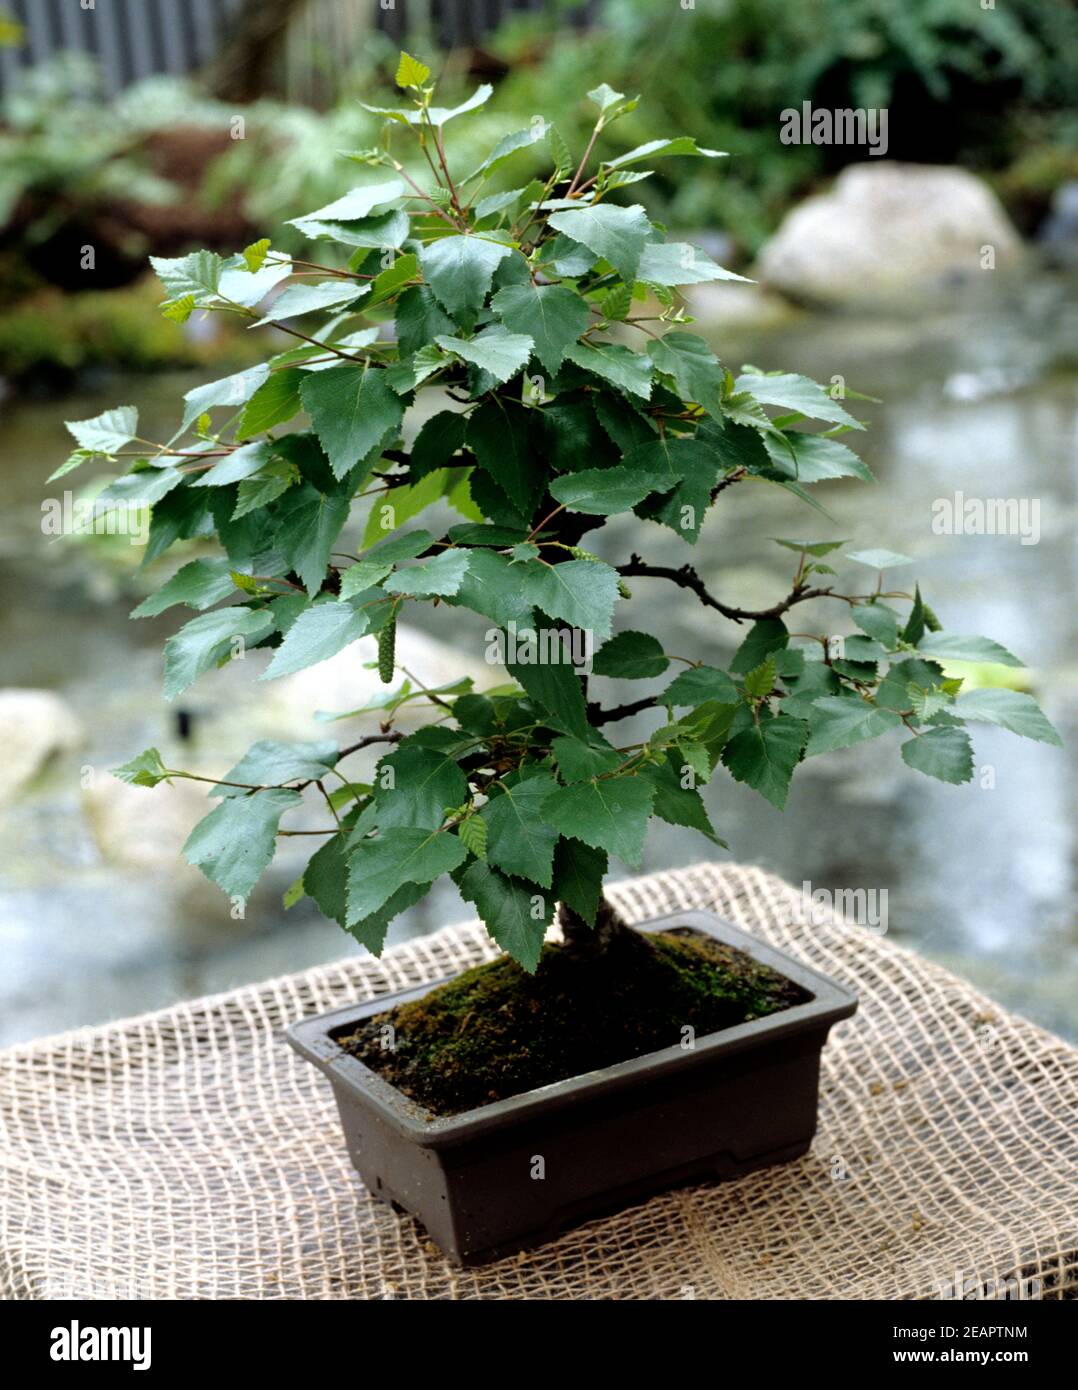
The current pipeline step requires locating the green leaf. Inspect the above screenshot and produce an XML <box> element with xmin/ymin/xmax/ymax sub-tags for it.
<box><xmin>548</xmin><ymin>465</ymin><xmax>673</xmax><ymax>516</ymax></box>
<box><xmin>547</xmin><ymin>203</ymin><xmax>651</xmax><ymax>286</ymax></box>
<box><xmin>489</xmin><ymin>283</ymin><xmax>590</xmax><ymax>374</ymax></box>
<box><xmin>363</xmin><ymin>84</ymin><xmax>492</xmax><ymax>127</ymax></box>
<box><xmin>64</xmin><ymin>405</ymin><xmax>138</xmax><ymax>455</ymax></box>
<box><xmin>300</xmin><ymin>367</ymin><xmax>404</xmax><ymax>480</ymax></box>
<box><xmin>150</xmin><ymin>250</ymin><xmax>225</xmax><ymax>301</ymax></box>
<box><xmin>163</xmin><ymin>606</ymin><xmax>273</xmax><ymax>702</ymax></box>
<box><xmin>539</xmin><ymin>775</ymin><xmax>655</xmax><ymax>869</ymax></box>
<box><xmin>435</xmin><ymin>325</ymin><xmax>534</xmax><ymax>384</ymax></box>
<box><xmin>395</xmin><ymin>285</ymin><xmax>455</xmax><ymax>356</ymax></box>
<box><xmin>765</xmin><ymin>432</ymin><xmax>874</xmax><ymax>484</ymax></box>
<box><xmin>272</xmin><ymin>487</ymin><xmax>349</xmax><ymax>596</ymax></box>
<box><xmin>605</xmin><ymin>136</ymin><xmax>725</xmax><ymax>169</ymax></box>
<box><xmin>346</xmin><ymin>827</ymin><xmax>467</xmax><ymax>925</ymax></box>
<box><xmin>384</xmin><ymin>549</ymin><xmax>470</xmax><ymax>597</ymax></box>
<box><xmin>641</xmin><ymin>755</ymin><xmax>719</xmax><ymax>839</ymax></box>
<box><xmin>520</xmin><ymin>559</ymin><xmax>621</xmax><ymax>640</ymax></box>
<box><xmin>467</xmin><ymin>396</ymin><xmax>544</xmax><ymax>515</ymax></box>
<box><xmin>721</xmin><ymin>714</ymin><xmax>808</xmax><ymax>809</ymax></box>
<box><xmin>847</xmin><ymin>548</ymin><xmax>913</xmax><ymax>570</ymax></box>
<box><xmin>112</xmin><ymin>747</ymin><xmax>174</xmax><ymax>789</ymax></box>
<box><xmin>180</xmin><ymin>365</ymin><xmax>270</xmax><ymax>432</ymax></box>
<box><xmin>507</xmin><ymin>649</ymin><xmax>590</xmax><ymax>740</ymax></box>
<box><xmin>730</xmin><ymin>619</ymin><xmax>788</xmax><ymax>674</ymax></box>
<box><xmin>191</xmin><ymin>441</ymin><xmax>273</xmax><ymax>488</ymax></box>
<box><xmin>252</xmin><ymin>279</ymin><xmax>366</xmax><ymax>327</ymax></box>
<box><xmin>286</xmin><ymin>179</ymin><xmax>405</xmax><ymax>229</ymax></box>
<box><xmin>805</xmin><ymin>697</ymin><xmax>902</xmax><ymax>754</ymax></box>
<box><xmin>182</xmin><ymin>788</ymin><xmax>300</xmax><ymax>899</ymax></box>
<box><xmin>917</xmin><ymin>633</ymin><xmax>1022</xmax><ymax>668</ymax></box>
<box><xmin>419</xmin><ymin>235</ymin><xmax>513</xmax><ymax>322</ymax></box>
<box><xmin>637</xmin><ymin>242</ymin><xmax>750</xmax><ymax>287</ymax></box>
<box><xmin>622</xmin><ymin>435</ymin><xmax>718</xmax><ymax>541</ymax></box>
<box><xmin>952</xmin><ymin>688</ymin><xmax>1061</xmax><ymax>745</ymax></box>
<box><xmin>234</xmin><ymin>458</ymin><xmax>298</xmax><ymax>519</ymax></box>
<box><xmin>458</xmin><ymin>814</ymin><xmax>488</xmax><ymax>861</ymax></box>
<box><xmin>736</xmin><ymin>371</ymin><xmax>864</xmax><ymax>429</ymax></box>
<box><xmin>593</xmin><ymin>630</ymin><xmax>668</xmax><ymax>679</ymax></box>
<box><xmin>395</xmin><ymin>51</ymin><xmax>431</xmax><ymax>89</ymax></box>
<box><xmin>647</xmin><ymin>332</ymin><xmax>725</xmax><ymax>418</ymax></box>
<box><xmin>551</xmin><ymin>838</ymin><xmax>607</xmax><ymax>926</ymax></box>
<box><xmin>449</xmin><ymin>549</ymin><xmax>535</xmax><ymax>628</ymax></box>
<box><xmin>481</xmin><ymin>770</ymin><xmax>560</xmax><ymax>887</ymax></box>
<box><xmin>131</xmin><ymin>558</ymin><xmax>236</xmax><ymax>618</ymax></box>
<box><xmin>466</xmin><ymin>124</ymin><xmax>549</xmax><ymax>182</ymax></box>
<box><xmin>261</xmin><ymin>594</ymin><xmax>384</xmax><ymax>680</ymax></box>
<box><xmin>660</xmin><ymin>665</ymin><xmax>737</xmax><ymax>706</ymax></box>
<box><xmin>742</xmin><ymin>657</ymin><xmax>776</xmax><ymax>698</ymax></box>
<box><xmin>852</xmin><ymin>603</ymin><xmax>900</xmax><ymax>648</ymax></box>
<box><xmin>565</xmin><ymin>340</ymin><xmax>653</xmax><ymax>399</ymax></box>
<box><xmin>552</xmin><ymin>734</ymin><xmax>622</xmax><ymax>782</ymax></box>
<box><xmin>457</xmin><ymin>861</ymin><xmax>552</xmax><ymax>973</ymax></box>
<box><xmin>242</xmin><ymin>239</ymin><xmax>271</xmax><ymax>272</ymax></box>
<box><xmin>237</xmin><ymin>369</ymin><xmax>304</xmax><ymax>438</ymax></box>
<box><xmin>212</xmin><ymin>739</ymin><xmax>339</xmax><ymax>798</ymax></box>
<box><xmin>900</xmin><ymin>726</ymin><xmax>974</xmax><ymax>784</ymax></box>
<box><xmin>367</xmin><ymin>252</ymin><xmax>419</xmax><ymax>306</ymax></box>
<box><xmin>373</xmin><ymin>737</ymin><xmax>469</xmax><ymax>831</ymax></box>
<box><xmin>587</xmin><ymin>82</ymin><xmax>626</xmax><ymax>113</ymax></box>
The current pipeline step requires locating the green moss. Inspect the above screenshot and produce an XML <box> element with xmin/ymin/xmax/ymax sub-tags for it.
<box><xmin>340</xmin><ymin>927</ymin><xmax>808</xmax><ymax>1117</ymax></box>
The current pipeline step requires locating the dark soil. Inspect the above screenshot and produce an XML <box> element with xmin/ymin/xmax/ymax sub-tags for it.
<box><xmin>338</xmin><ymin>926</ymin><xmax>809</xmax><ymax>1117</ymax></box>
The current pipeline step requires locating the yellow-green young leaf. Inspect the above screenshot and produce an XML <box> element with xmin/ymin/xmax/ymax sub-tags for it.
<box><xmin>282</xmin><ymin>874</ymin><xmax>305</xmax><ymax>909</ymax></box>
<box><xmin>242</xmin><ymin>239</ymin><xmax>271</xmax><ymax>272</ymax></box>
<box><xmin>458</xmin><ymin>814</ymin><xmax>488</xmax><ymax>861</ymax></box>
<box><xmin>112</xmin><ymin>747</ymin><xmax>174</xmax><ymax>788</ymax></box>
<box><xmin>396</xmin><ymin>51</ymin><xmax>431</xmax><ymax>90</ymax></box>
<box><xmin>547</xmin><ymin>124</ymin><xmax>572</xmax><ymax>176</ymax></box>
<box><xmin>161</xmin><ymin>294</ymin><xmax>195</xmax><ymax>323</ymax></box>
<box><xmin>742</xmin><ymin>656</ymin><xmax>776</xmax><ymax>699</ymax></box>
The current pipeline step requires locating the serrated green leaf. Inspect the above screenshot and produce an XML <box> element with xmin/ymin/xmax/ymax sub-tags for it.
<box><xmin>300</xmin><ymin>366</ymin><xmax>404</xmax><ymax>479</ymax></box>
<box><xmin>805</xmin><ymin>697</ymin><xmax>902</xmax><ymax>754</ymax></box>
<box><xmin>660</xmin><ymin>664</ymin><xmax>738</xmax><ymax>706</ymax></box>
<box><xmin>164</xmin><ymin>606</ymin><xmax>274</xmax><ymax>702</ymax></box>
<box><xmin>721</xmin><ymin>714</ymin><xmax>808</xmax><ymax>809</ymax></box>
<box><xmin>183</xmin><ymin>788</ymin><xmax>300</xmax><ymax>899</ymax></box>
<box><xmin>64</xmin><ymin>405</ymin><xmax>139</xmax><ymax>455</ymax></box>
<box><xmin>539</xmin><ymin>774</ymin><xmax>655</xmax><ymax>868</ymax></box>
<box><xmin>917</xmin><ymin>633</ymin><xmax>1022</xmax><ymax>668</ymax></box>
<box><xmin>395</xmin><ymin>50</ymin><xmax>431</xmax><ymax>89</ymax></box>
<box><xmin>457</xmin><ymin>860</ymin><xmax>552</xmax><ymax>973</ymax></box>
<box><xmin>346</xmin><ymin>827</ymin><xmax>467</xmax><ymax>925</ymax></box>
<box><xmin>592</xmin><ymin>630</ymin><xmax>668</xmax><ymax>679</ymax></box>
<box><xmin>458</xmin><ymin>814</ymin><xmax>487</xmax><ymax>861</ymax></box>
<box><xmin>419</xmin><ymin>234</ymin><xmax>513</xmax><ymax>323</ymax></box>
<box><xmin>900</xmin><ymin>726</ymin><xmax>974</xmax><ymax>784</ymax></box>
<box><xmin>435</xmin><ymin>325</ymin><xmax>534</xmax><ymax>384</ymax></box>
<box><xmin>952</xmin><ymin>688</ymin><xmax>1061</xmax><ymax>745</ymax></box>
<box><xmin>489</xmin><ymin>282</ymin><xmax>589</xmax><ymax>374</ymax></box>
<box><xmin>547</xmin><ymin>203</ymin><xmax>651</xmax><ymax>286</ymax></box>
<box><xmin>112</xmin><ymin>747</ymin><xmax>174</xmax><ymax>789</ymax></box>
<box><xmin>481</xmin><ymin>770</ymin><xmax>560</xmax><ymax>887</ymax></box>
<box><xmin>261</xmin><ymin>594</ymin><xmax>384</xmax><ymax>680</ymax></box>
<box><xmin>212</xmin><ymin>739</ymin><xmax>339</xmax><ymax>798</ymax></box>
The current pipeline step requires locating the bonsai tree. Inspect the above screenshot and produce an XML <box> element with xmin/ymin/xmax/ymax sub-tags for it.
<box><xmin>63</xmin><ymin>56</ymin><xmax>1058</xmax><ymax>973</ymax></box>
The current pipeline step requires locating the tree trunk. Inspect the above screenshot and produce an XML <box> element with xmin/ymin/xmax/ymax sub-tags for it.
<box><xmin>558</xmin><ymin>894</ymin><xmax>632</xmax><ymax>956</ymax></box>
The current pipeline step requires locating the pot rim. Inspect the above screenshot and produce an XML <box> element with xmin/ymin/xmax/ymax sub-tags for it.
<box><xmin>286</xmin><ymin>909</ymin><xmax>857</xmax><ymax>1147</ymax></box>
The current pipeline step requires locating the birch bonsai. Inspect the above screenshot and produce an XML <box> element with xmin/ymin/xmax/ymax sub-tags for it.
<box><xmin>61</xmin><ymin>55</ymin><xmax>1059</xmax><ymax>971</ymax></box>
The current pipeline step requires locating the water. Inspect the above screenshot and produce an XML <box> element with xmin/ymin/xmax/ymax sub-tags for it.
<box><xmin>1</xmin><ymin>271</ymin><xmax>1075</xmax><ymax>1044</ymax></box>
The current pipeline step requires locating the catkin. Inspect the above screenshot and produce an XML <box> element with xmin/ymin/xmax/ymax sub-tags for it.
<box><xmin>377</xmin><ymin>614</ymin><xmax>396</xmax><ymax>684</ymax></box>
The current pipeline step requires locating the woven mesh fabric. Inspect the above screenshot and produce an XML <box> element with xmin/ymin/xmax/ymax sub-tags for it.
<box><xmin>1</xmin><ymin>862</ymin><xmax>1075</xmax><ymax>1301</ymax></box>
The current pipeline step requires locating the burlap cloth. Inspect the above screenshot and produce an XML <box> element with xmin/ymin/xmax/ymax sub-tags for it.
<box><xmin>1</xmin><ymin>862</ymin><xmax>1075</xmax><ymax>1300</ymax></box>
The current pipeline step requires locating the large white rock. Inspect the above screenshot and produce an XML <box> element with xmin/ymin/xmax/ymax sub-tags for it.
<box><xmin>0</xmin><ymin>689</ymin><xmax>83</xmax><ymax>800</ymax></box>
<box><xmin>757</xmin><ymin>163</ymin><xmax>1024</xmax><ymax>306</ymax></box>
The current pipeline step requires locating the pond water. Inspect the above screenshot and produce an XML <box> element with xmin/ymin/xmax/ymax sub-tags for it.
<box><xmin>1</xmin><ymin>270</ymin><xmax>1075</xmax><ymax>1045</ymax></box>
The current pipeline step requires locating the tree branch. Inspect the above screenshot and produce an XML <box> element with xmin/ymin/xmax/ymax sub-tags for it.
<box><xmin>618</xmin><ymin>556</ymin><xmax>834</xmax><ymax>625</ymax></box>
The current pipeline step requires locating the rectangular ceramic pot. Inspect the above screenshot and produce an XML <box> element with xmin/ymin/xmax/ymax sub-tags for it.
<box><xmin>287</xmin><ymin>909</ymin><xmax>857</xmax><ymax>1267</ymax></box>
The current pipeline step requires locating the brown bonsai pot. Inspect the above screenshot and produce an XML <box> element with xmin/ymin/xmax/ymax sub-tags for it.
<box><xmin>287</xmin><ymin>909</ymin><xmax>857</xmax><ymax>1267</ymax></box>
